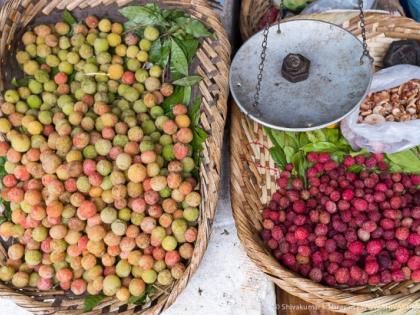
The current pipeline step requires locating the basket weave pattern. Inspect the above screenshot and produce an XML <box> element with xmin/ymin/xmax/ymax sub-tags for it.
<box><xmin>0</xmin><ymin>0</ymin><xmax>230</xmax><ymax>314</ymax></box>
<box><xmin>231</xmin><ymin>15</ymin><xmax>420</xmax><ymax>314</ymax></box>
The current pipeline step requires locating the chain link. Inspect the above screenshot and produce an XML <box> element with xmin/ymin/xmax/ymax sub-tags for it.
<box><xmin>358</xmin><ymin>0</ymin><xmax>374</xmax><ymax>65</ymax></box>
<box><xmin>252</xmin><ymin>25</ymin><xmax>269</xmax><ymax>116</ymax></box>
<box><xmin>253</xmin><ymin>1</ymin><xmax>283</xmax><ymax>115</ymax></box>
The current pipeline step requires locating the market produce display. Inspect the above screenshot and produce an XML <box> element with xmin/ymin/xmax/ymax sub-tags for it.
<box><xmin>0</xmin><ymin>4</ymin><xmax>210</xmax><ymax>307</ymax></box>
<box><xmin>359</xmin><ymin>79</ymin><xmax>420</xmax><ymax>124</ymax></box>
<box><xmin>261</xmin><ymin>151</ymin><xmax>420</xmax><ymax>286</ymax></box>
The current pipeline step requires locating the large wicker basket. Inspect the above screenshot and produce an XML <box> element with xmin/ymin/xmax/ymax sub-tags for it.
<box><xmin>0</xmin><ymin>0</ymin><xmax>230</xmax><ymax>314</ymax></box>
<box><xmin>239</xmin><ymin>0</ymin><xmax>406</xmax><ymax>40</ymax></box>
<box><xmin>231</xmin><ymin>14</ymin><xmax>420</xmax><ymax>314</ymax></box>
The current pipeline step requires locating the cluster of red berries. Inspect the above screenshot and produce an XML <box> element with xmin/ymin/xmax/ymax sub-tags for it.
<box><xmin>261</xmin><ymin>152</ymin><xmax>420</xmax><ymax>286</ymax></box>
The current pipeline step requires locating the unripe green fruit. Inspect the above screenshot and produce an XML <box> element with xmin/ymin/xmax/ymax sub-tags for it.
<box><xmin>0</xmin><ymin>118</ymin><xmax>12</xmax><ymax>133</ymax></box>
<box><xmin>141</xmin><ymin>269</ymin><xmax>157</xmax><ymax>284</ymax></box>
<box><xmin>83</xmin><ymin>145</ymin><xmax>97</xmax><ymax>159</ymax></box>
<box><xmin>118</xmin><ymin>208</ymin><xmax>131</xmax><ymax>221</ymax></box>
<box><xmin>0</xmin><ymin>266</ymin><xmax>15</xmax><ymax>282</ymax></box>
<box><xmin>96</xmin><ymin>159</ymin><xmax>112</xmax><ymax>176</ymax></box>
<box><xmin>115</xmin><ymin>259</ymin><xmax>131</xmax><ymax>277</ymax></box>
<box><xmin>103</xmin><ymin>275</ymin><xmax>121</xmax><ymax>296</ymax></box>
<box><xmin>94</xmin><ymin>38</ymin><xmax>109</xmax><ymax>53</ymax></box>
<box><xmin>162</xmin><ymin>144</ymin><xmax>175</xmax><ymax>161</ymax></box>
<box><xmin>162</xmin><ymin>236</ymin><xmax>177</xmax><ymax>251</ymax></box>
<box><xmin>4</xmin><ymin>90</ymin><xmax>20</xmax><ymax>103</ymax></box>
<box><xmin>157</xmin><ymin>269</ymin><xmax>173</xmax><ymax>286</ymax></box>
<box><xmin>12</xmin><ymin>271</ymin><xmax>29</xmax><ymax>288</ymax></box>
<box><xmin>32</xmin><ymin>226</ymin><xmax>48</xmax><ymax>242</ymax></box>
<box><xmin>139</xmin><ymin>39</ymin><xmax>152</xmax><ymax>51</ymax></box>
<box><xmin>111</xmin><ymin>219</ymin><xmax>127</xmax><ymax>236</ymax></box>
<box><xmin>34</xmin><ymin>70</ymin><xmax>50</xmax><ymax>84</ymax></box>
<box><xmin>25</xmin><ymin>250</ymin><xmax>42</xmax><ymax>266</ymax></box>
<box><xmin>144</xmin><ymin>26</ymin><xmax>160</xmax><ymax>41</ymax></box>
<box><xmin>101</xmin><ymin>207</ymin><xmax>117</xmax><ymax>224</ymax></box>
<box><xmin>95</xmin><ymin>139</ymin><xmax>112</xmax><ymax>156</ymax></box>
<box><xmin>182</xmin><ymin>157</ymin><xmax>195</xmax><ymax>172</ymax></box>
<box><xmin>46</xmin><ymin>55</ymin><xmax>60</xmax><ymax>67</ymax></box>
<box><xmin>183</xmin><ymin>207</ymin><xmax>199</xmax><ymax>222</ymax></box>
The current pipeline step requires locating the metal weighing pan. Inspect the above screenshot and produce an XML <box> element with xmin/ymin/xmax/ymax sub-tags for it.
<box><xmin>230</xmin><ymin>19</ymin><xmax>373</xmax><ymax>131</ymax></box>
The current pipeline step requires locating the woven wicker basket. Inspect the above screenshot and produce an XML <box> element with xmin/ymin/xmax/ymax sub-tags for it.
<box><xmin>231</xmin><ymin>15</ymin><xmax>420</xmax><ymax>314</ymax></box>
<box><xmin>239</xmin><ymin>0</ymin><xmax>406</xmax><ymax>40</ymax></box>
<box><xmin>0</xmin><ymin>0</ymin><xmax>230</xmax><ymax>314</ymax></box>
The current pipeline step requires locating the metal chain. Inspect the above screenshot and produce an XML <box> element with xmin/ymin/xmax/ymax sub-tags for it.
<box><xmin>277</xmin><ymin>0</ymin><xmax>283</xmax><ymax>34</ymax></box>
<box><xmin>253</xmin><ymin>1</ymin><xmax>283</xmax><ymax>115</ymax></box>
<box><xmin>358</xmin><ymin>0</ymin><xmax>374</xmax><ymax>65</ymax></box>
<box><xmin>252</xmin><ymin>25</ymin><xmax>269</xmax><ymax>116</ymax></box>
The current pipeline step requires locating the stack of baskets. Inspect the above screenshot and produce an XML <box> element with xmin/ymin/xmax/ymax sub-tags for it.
<box><xmin>231</xmin><ymin>12</ymin><xmax>420</xmax><ymax>314</ymax></box>
<box><xmin>0</xmin><ymin>0</ymin><xmax>230</xmax><ymax>314</ymax></box>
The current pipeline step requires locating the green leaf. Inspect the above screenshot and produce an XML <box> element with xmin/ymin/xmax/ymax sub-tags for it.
<box><xmin>301</xmin><ymin>142</ymin><xmax>337</xmax><ymax>153</ymax></box>
<box><xmin>299</xmin><ymin>132</ymin><xmax>309</xmax><ymax>146</ymax></box>
<box><xmin>314</xmin><ymin>130</ymin><xmax>327</xmax><ymax>142</ymax></box>
<box><xmin>347</xmin><ymin>164</ymin><xmax>364</xmax><ymax>173</ymax></box>
<box><xmin>283</xmin><ymin>146</ymin><xmax>295</xmax><ymax>163</ymax></box>
<box><xmin>162</xmin><ymin>86</ymin><xmax>185</xmax><ymax>114</ymax></box>
<box><xmin>177</xmin><ymin>38</ymin><xmax>199</xmax><ymax>63</ymax></box>
<box><xmin>189</xmin><ymin>96</ymin><xmax>201</xmax><ymax>126</ymax></box>
<box><xmin>306</xmin><ymin>131</ymin><xmax>318</xmax><ymax>143</ymax></box>
<box><xmin>182</xmin><ymin>86</ymin><xmax>192</xmax><ymax>105</ymax></box>
<box><xmin>171</xmin><ymin>38</ymin><xmax>189</xmax><ymax>76</ymax></box>
<box><xmin>83</xmin><ymin>294</ymin><xmax>105</xmax><ymax>311</ymax></box>
<box><xmin>149</xmin><ymin>39</ymin><xmax>171</xmax><ymax>68</ymax></box>
<box><xmin>11</xmin><ymin>77</ymin><xmax>30</xmax><ymax>87</ymax></box>
<box><xmin>162</xmin><ymin>8</ymin><xmax>186</xmax><ymax>20</ymax></box>
<box><xmin>386</xmin><ymin>150</ymin><xmax>420</xmax><ymax>174</ymax></box>
<box><xmin>175</xmin><ymin>17</ymin><xmax>211</xmax><ymax>38</ymax></box>
<box><xmin>284</xmin><ymin>132</ymin><xmax>299</xmax><ymax>149</ymax></box>
<box><xmin>325</xmin><ymin>128</ymin><xmax>339</xmax><ymax>143</ymax></box>
<box><xmin>34</xmin><ymin>56</ymin><xmax>46</xmax><ymax>64</ymax></box>
<box><xmin>264</xmin><ymin>128</ymin><xmax>285</xmax><ymax>148</ymax></box>
<box><xmin>63</xmin><ymin>9</ymin><xmax>77</xmax><ymax>25</ymax></box>
<box><xmin>192</xmin><ymin>126</ymin><xmax>208</xmax><ymax>172</ymax></box>
<box><xmin>119</xmin><ymin>4</ymin><xmax>165</xmax><ymax>27</ymax></box>
<box><xmin>185</xmin><ymin>20</ymin><xmax>211</xmax><ymax>38</ymax></box>
<box><xmin>270</xmin><ymin>147</ymin><xmax>286</xmax><ymax>169</ymax></box>
<box><xmin>349</xmin><ymin>149</ymin><xmax>369</xmax><ymax>157</ymax></box>
<box><xmin>331</xmin><ymin>151</ymin><xmax>346</xmax><ymax>163</ymax></box>
<box><xmin>173</xmin><ymin>75</ymin><xmax>202</xmax><ymax>86</ymax></box>
<box><xmin>192</xmin><ymin>126</ymin><xmax>208</xmax><ymax>154</ymax></box>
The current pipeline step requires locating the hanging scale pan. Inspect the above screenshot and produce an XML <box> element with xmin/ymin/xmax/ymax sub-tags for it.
<box><xmin>230</xmin><ymin>18</ymin><xmax>374</xmax><ymax>131</ymax></box>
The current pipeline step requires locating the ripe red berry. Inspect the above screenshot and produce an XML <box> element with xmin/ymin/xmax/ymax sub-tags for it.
<box><xmin>335</xmin><ymin>267</ymin><xmax>350</xmax><ymax>284</ymax></box>
<box><xmin>365</xmin><ymin>260</ymin><xmax>379</xmax><ymax>275</ymax></box>
<box><xmin>294</xmin><ymin>227</ymin><xmax>309</xmax><ymax>241</ymax></box>
<box><xmin>348</xmin><ymin>241</ymin><xmax>364</xmax><ymax>255</ymax></box>
<box><xmin>395</xmin><ymin>246</ymin><xmax>410</xmax><ymax>263</ymax></box>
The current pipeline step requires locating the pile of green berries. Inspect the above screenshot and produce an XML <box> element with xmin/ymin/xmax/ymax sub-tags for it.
<box><xmin>0</xmin><ymin>15</ymin><xmax>201</xmax><ymax>301</ymax></box>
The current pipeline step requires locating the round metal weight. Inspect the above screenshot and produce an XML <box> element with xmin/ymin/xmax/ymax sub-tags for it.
<box><xmin>230</xmin><ymin>19</ymin><xmax>373</xmax><ymax>131</ymax></box>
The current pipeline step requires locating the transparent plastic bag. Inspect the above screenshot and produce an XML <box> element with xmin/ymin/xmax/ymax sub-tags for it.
<box><xmin>341</xmin><ymin>65</ymin><xmax>420</xmax><ymax>153</ymax></box>
<box><xmin>301</xmin><ymin>0</ymin><xmax>375</xmax><ymax>14</ymax></box>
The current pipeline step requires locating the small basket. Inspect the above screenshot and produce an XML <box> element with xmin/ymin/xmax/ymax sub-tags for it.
<box><xmin>231</xmin><ymin>14</ymin><xmax>420</xmax><ymax>314</ymax></box>
<box><xmin>0</xmin><ymin>0</ymin><xmax>230</xmax><ymax>314</ymax></box>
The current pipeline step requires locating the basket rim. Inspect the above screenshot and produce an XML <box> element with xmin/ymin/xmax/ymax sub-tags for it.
<box><xmin>231</xmin><ymin>14</ymin><xmax>420</xmax><ymax>314</ymax></box>
<box><xmin>0</xmin><ymin>0</ymin><xmax>231</xmax><ymax>314</ymax></box>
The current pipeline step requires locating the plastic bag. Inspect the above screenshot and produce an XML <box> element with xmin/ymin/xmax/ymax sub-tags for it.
<box><xmin>301</xmin><ymin>0</ymin><xmax>375</xmax><ymax>14</ymax></box>
<box><xmin>341</xmin><ymin>65</ymin><xmax>420</xmax><ymax>153</ymax></box>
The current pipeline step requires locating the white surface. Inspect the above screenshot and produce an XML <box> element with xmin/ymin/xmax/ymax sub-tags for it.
<box><xmin>0</xmin><ymin>142</ymin><xmax>277</xmax><ymax>315</ymax></box>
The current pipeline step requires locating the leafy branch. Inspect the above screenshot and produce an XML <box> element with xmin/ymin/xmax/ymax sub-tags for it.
<box><xmin>120</xmin><ymin>4</ymin><xmax>211</xmax><ymax>177</ymax></box>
